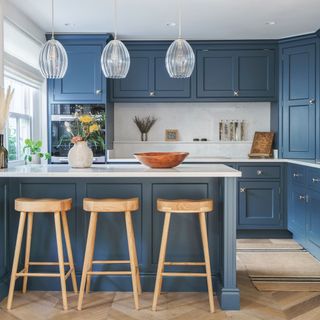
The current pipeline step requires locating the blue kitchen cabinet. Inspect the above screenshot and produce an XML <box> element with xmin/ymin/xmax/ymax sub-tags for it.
<box><xmin>48</xmin><ymin>34</ymin><xmax>111</xmax><ymax>103</ymax></box>
<box><xmin>237</xmin><ymin>164</ymin><xmax>284</xmax><ymax>230</ymax></box>
<box><xmin>281</xmin><ymin>42</ymin><xmax>316</xmax><ymax>159</ymax></box>
<box><xmin>238</xmin><ymin>181</ymin><xmax>281</xmax><ymax>228</ymax></box>
<box><xmin>196</xmin><ymin>48</ymin><xmax>275</xmax><ymax>99</ymax></box>
<box><xmin>306</xmin><ymin>189</ymin><xmax>320</xmax><ymax>256</ymax></box>
<box><xmin>112</xmin><ymin>48</ymin><xmax>191</xmax><ymax>101</ymax></box>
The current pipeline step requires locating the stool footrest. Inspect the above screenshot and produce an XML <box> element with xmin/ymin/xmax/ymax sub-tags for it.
<box><xmin>16</xmin><ymin>272</ymin><xmax>61</xmax><ymax>278</ymax></box>
<box><xmin>28</xmin><ymin>262</ymin><xmax>70</xmax><ymax>266</ymax></box>
<box><xmin>92</xmin><ymin>260</ymin><xmax>130</xmax><ymax>265</ymax></box>
<box><xmin>162</xmin><ymin>272</ymin><xmax>207</xmax><ymax>277</ymax></box>
<box><xmin>164</xmin><ymin>262</ymin><xmax>206</xmax><ymax>266</ymax></box>
<box><xmin>86</xmin><ymin>271</ymin><xmax>132</xmax><ymax>276</ymax></box>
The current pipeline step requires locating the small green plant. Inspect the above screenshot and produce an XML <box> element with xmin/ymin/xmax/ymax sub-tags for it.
<box><xmin>23</xmin><ymin>139</ymin><xmax>51</xmax><ymax>163</ymax></box>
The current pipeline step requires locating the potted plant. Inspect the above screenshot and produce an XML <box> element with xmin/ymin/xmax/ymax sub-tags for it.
<box><xmin>133</xmin><ymin>116</ymin><xmax>157</xmax><ymax>141</ymax></box>
<box><xmin>23</xmin><ymin>139</ymin><xmax>51</xmax><ymax>164</ymax></box>
<box><xmin>64</xmin><ymin>113</ymin><xmax>105</xmax><ymax>168</ymax></box>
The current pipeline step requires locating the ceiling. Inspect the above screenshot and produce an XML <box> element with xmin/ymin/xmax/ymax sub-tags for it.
<box><xmin>7</xmin><ymin>0</ymin><xmax>320</xmax><ymax>40</ymax></box>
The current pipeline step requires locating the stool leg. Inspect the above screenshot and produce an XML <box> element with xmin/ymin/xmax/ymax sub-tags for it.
<box><xmin>54</xmin><ymin>212</ymin><xmax>68</xmax><ymax>311</ymax></box>
<box><xmin>7</xmin><ymin>211</ymin><xmax>27</xmax><ymax>310</ymax></box>
<box><xmin>61</xmin><ymin>211</ymin><xmax>78</xmax><ymax>293</ymax></box>
<box><xmin>199</xmin><ymin>212</ymin><xmax>215</xmax><ymax>313</ymax></box>
<box><xmin>127</xmin><ymin>212</ymin><xmax>142</xmax><ymax>294</ymax></box>
<box><xmin>125</xmin><ymin>211</ymin><xmax>140</xmax><ymax>310</ymax></box>
<box><xmin>152</xmin><ymin>212</ymin><xmax>171</xmax><ymax>311</ymax></box>
<box><xmin>78</xmin><ymin>212</ymin><xmax>98</xmax><ymax>311</ymax></box>
<box><xmin>85</xmin><ymin>213</ymin><xmax>97</xmax><ymax>294</ymax></box>
<box><xmin>22</xmin><ymin>212</ymin><xmax>34</xmax><ymax>294</ymax></box>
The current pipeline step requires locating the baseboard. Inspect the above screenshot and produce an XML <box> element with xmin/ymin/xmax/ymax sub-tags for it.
<box><xmin>237</xmin><ymin>229</ymin><xmax>292</xmax><ymax>239</ymax></box>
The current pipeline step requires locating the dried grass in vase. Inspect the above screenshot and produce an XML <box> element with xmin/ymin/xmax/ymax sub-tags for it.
<box><xmin>133</xmin><ymin>116</ymin><xmax>157</xmax><ymax>141</ymax></box>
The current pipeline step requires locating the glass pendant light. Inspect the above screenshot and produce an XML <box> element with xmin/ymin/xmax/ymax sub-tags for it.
<box><xmin>166</xmin><ymin>0</ymin><xmax>195</xmax><ymax>78</ymax></box>
<box><xmin>39</xmin><ymin>0</ymin><xmax>68</xmax><ymax>79</ymax></box>
<box><xmin>101</xmin><ymin>0</ymin><xmax>130</xmax><ymax>79</ymax></box>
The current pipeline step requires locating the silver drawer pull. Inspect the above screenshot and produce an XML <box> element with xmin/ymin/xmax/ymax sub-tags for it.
<box><xmin>312</xmin><ymin>178</ymin><xmax>320</xmax><ymax>183</ymax></box>
<box><xmin>240</xmin><ymin>187</ymin><xmax>246</xmax><ymax>193</ymax></box>
<box><xmin>293</xmin><ymin>173</ymin><xmax>302</xmax><ymax>177</ymax></box>
<box><xmin>256</xmin><ymin>170</ymin><xmax>263</xmax><ymax>175</ymax></box>
<box><xmin>299</xmin><ymin>195</ymin><xmax>306</xmax><ymax>201</ymax></box>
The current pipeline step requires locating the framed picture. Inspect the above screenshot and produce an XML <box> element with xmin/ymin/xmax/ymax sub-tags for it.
<box><xmin>165</xmin><ymin>129</ymin><xmax>178</xmax><ymax>141</ymax></box>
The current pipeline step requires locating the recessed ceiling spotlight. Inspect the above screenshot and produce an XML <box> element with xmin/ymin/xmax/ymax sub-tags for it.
<box><xmin>166</xmin><ymin>22</ymin><xmax>177</xmax><ymax>27</ymax></box>
<box><xmin>265</xmin><ymin>21</ymin><xmax>276</xmax><ymax>25</ymax></box>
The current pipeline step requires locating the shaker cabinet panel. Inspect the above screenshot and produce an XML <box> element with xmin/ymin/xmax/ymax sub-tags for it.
<box><xmin>281</xmin><ymin>43</ymin><xmax>316</xmax><ymax>159</ymax></box>
<box><xmin>237</xmin><ymin>50</ymin><xmax>275</xmax><ymax>98</ymax></box>
<box><xmin>52</xmin><ymin>44</ymin><xmax>106</xmax><ymax>103</ymax></box>
<box><xmin>307</xmin><ymin>190</ymin><xmax>320</xmax><ymax>250</ymax></box>
<box><xmin>196</xmin><ymin>50</ymin><xmax>236</xmax><ymax>98</ymax></box>
<box><xmin>238</xmin><ymin>181</ymin><xmax>281</xmax><ymax>227</ymax></box>
<box><xmin>112</xmin><ymin>52</ymin><xmax>152</xmax><ymax>99</ymax></box>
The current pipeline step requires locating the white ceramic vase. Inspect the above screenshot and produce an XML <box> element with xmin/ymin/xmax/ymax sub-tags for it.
<box><xmin>68</xmin><ymin>141</ymin><xmax>93</xmax><ymax>168</ymax></box>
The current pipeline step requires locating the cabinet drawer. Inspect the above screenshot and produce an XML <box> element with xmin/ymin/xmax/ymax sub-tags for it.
<box><xmin>239</xmin><ymin>166</ymin><xmax>280</xmax><ymax>179</ymax></box>
<box><xmin>288</xmin><ymin>164</ymin><xmax>306</xmax><ymax>186</ymax></box>
<box><xmin>307</xmin><ymin>168</ymin><xmax>320</xmax><ymax>191</ymax></box>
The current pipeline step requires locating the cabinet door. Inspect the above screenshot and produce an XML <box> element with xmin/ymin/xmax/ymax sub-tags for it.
<box><xmin>282</xmin><ymin>44</ymin><xmax>316</xmax><ymax>159</ymax></box>
<box><xmin>52</xmin><ymin>44</ymin><xmax>105</xmax><ymax>103</ymax></box>
<box><xmin>196</xmin><ymin>50</ymin><xmax>236</xmax><ymax>98</ymax></box>
<box><xmin>236</xmin><ymin>50</ymin><xmax>275</xmax><ymax>98</ymax></box>
<box><xmin>238</xmin><ymin>181</ymin><xmax>281</xmax><ymax>228</ymax></box>
<box><xmin>307</xmin><ymin>190</ymin><xmax>320</xmax><ymax>249</ymax></box>
<box><xmin>287</xmin><ymin>185</ymin><xmax>306</xmax><ymax>237</ymax></box>
<box><xmin>153</xmin><ymin>52</ymin><xmax>191</xmax><ymax>98</ymax></box>
<box><xmin>112</xmin><ymin>51</ymin><xmax>152</xmax><ymax>99</ymax></box>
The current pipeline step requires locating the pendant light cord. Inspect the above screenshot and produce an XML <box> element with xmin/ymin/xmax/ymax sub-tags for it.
<box><xmin>51</xmin><ymin>0</ymin><xmax>55</xmax><ymax>39</ymax></box>
<box><xmin>178</xmin><ymin>0</ymin><xmax>182</xmax><ymax>38</ymax></box>
<box><xmin>114</xmin><ymin>0</ymin><xmax>118</xmax><ymax>40</ymax></box>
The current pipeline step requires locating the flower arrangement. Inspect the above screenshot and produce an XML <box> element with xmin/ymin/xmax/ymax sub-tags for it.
<box><xmin>0</xmin><ymin>86</ymin><xmax>15</xmax><ymax>134</ymax></box>
<box><xmin>64</xmin><ymin>113</ymin><xmax>105</xmax><ymax>150</ymax></box>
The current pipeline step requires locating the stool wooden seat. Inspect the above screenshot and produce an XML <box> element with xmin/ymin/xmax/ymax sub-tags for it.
<box><xmin>7</xmin><ymin>198</ymin><xmax>77</xmax><ymax>311</ymax></box>
<box><xmin>152</xmin><ymin>198</ymin><xmax>215</xmax><ymax>313</ymax></box>
<box><xmin>78</xmin><ymin>197</ymin><xmax>141</xmax><ymax>311</ymax></box>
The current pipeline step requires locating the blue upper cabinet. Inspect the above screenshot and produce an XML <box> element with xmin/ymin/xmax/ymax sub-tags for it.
<box><xmin>281</xmin><ymin>41</ymin><xmax>316</xmax><ymax>159</ymax></box>
<box><xmin>196</xmin><ymin>47</ymin><xmax>276</xmax><ymax>100</ymax></box>
<box><xmin>197</xmin><ymin>50</ymin><xmax>236</xmax><ymax>98</ymax></box>
<box><xmin>48</xmin><ymin>34</ymin><xmax>111</xmax><ymax>104</ymax></box>
<box><xmin>112</xmin><ymin>45</ymin><xmax>191</xmax><ymax>101</ymax></box>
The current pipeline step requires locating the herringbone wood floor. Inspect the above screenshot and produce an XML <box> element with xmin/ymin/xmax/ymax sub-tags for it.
<box><xmin>1</xmin><ymin>242</ymin><xmax>320</xmax><ymax>319</ymax></box>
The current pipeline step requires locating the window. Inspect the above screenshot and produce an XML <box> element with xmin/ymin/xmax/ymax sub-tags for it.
<box><xmin>4</xmin><ymin>75</ymin><xmax>40</xmax><ymax>161</ymax></box>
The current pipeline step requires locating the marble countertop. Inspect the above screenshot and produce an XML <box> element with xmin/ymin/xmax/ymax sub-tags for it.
<box><xmin>0</xmin><ymin>164</ymin><xmax>242</xmax><ymax>178</ymax></box>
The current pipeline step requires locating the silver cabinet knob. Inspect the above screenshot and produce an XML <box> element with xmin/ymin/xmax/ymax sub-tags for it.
<box><xmin>312</xmin><ymin>178</ymin><xmax>320</xmax><ymax>183</ymax></box>
<box><xmin>149</xmin><ymin>91</ymin><xmax>155</xmax><ymax>96</ymax></box>
<box><xmin>234</xmin><ymin>90</ymin><xmax>239</xmax><ymax>96</ymax></box>
<box><xmin>240</xmin><ymin>187</ymin><xmax>246</xmax><ymax>193</ymax></box>
<box><xmin>293</xmin><ymin>173</ymin><xmax>302</xmax><ymax>177</ymax></box>
<box><xmin>96</xmin><ymin>89</ymin><xmax>102</xmax><ymax>95</ymax></box>
<box><xmin>309</xmin><ymin>99</ymin><xmax>315</xmax><ymax>104</ymax></box>
<box><xmin>257</xmin><ymin>170</ymin><xmax>263</xmax><ymax>176</ymax></box>
<box><xmin>299</xmin><ymin>195</ymin><xmax>306</xmax><ymax>201</ymax></box>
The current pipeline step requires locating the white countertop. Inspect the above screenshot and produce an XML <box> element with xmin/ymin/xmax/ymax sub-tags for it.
<box><xmin>0</xmin><ymin>164</ymin><xmax>242</xmax><ymax>178</ymax></box>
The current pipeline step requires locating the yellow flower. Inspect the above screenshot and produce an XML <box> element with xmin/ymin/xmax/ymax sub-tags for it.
<box><xmin>89</xmin><ymin>124</ymin><xmax>100</xmax><ymax>133</ymax></box>
<box><xmin>79</xmin><ymin>115</ymin><xmax>93</xmax><ymax>124</ymax></box>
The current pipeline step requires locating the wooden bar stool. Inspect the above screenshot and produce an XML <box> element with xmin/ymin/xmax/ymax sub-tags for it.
<box><xmin>7</xmin><ymin>198</ymin><xmax>78</xmax><ymax>311</ymax></box>
<box><xmin>78</xmin><ymin>197</ymin><xmax>141</xmax><ymax>311</ymax></box>
<box><xmin>152</xmin><ymin>198</ymin><xmax>215</xmax><ymax>313</ymax></box>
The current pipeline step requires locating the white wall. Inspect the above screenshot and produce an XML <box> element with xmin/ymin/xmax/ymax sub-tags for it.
<box><xmin>110</xmin><ymin>102</ymin><xmax>271</xmax><ymax>159</ymax></box>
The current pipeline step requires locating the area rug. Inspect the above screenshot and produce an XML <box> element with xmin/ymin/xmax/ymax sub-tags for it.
<box><xmin>238</xmin><ymin>250</ymin><xmax>320</xmax><ymax>291</ymax></box>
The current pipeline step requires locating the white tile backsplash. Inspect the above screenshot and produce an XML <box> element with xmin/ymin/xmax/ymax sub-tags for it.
<box><xmin>111</xmin><ymin>102</ymin><xmax>271</xmax><ymax>159</ymax></box>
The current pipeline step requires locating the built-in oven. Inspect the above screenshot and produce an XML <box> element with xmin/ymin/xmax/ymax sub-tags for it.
<box><xmin>50</xmin><ymin>104</ymin><xmax>106</xmax><ymax>164</ymax></box>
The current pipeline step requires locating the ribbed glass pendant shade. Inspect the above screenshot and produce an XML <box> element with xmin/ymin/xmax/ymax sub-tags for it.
<box><xmin>39</xmin><ymin>39</ymin><xmax>68</xmax><ymax>79</ymax></box>
<box><xmin>166</xmin><ymin>38</ymin><xmax>195</xmax><ymax>78</ymax></box>
<box><xmin>101</xmin><ymin>39</ymin><xmax>130</xmax><ymax>79</ymax></box>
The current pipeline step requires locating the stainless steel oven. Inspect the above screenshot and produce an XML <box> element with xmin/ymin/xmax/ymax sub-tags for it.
<box><xmin>49</xmin><ymin>104</ymin><xmax>106</xmax><ymax>164</ymax></box>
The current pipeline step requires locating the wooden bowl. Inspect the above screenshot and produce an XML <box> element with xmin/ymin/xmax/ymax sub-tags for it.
<box><xmin>134</xmin><ymin>152</ymin><xmax>189</xmax><ymax>168</ymax></box>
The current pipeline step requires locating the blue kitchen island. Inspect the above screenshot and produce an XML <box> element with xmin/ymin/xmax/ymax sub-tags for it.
<box><xmin>0</xmin><ymin>164</ymin><xmax>241</xmax><ymax>310</ymax></box>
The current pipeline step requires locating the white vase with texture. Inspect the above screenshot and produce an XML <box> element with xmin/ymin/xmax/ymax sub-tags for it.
<box><xmin>68</xmin><ymin>141</ymin><xmax>93</xmax><ymax>168</ymax></box>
